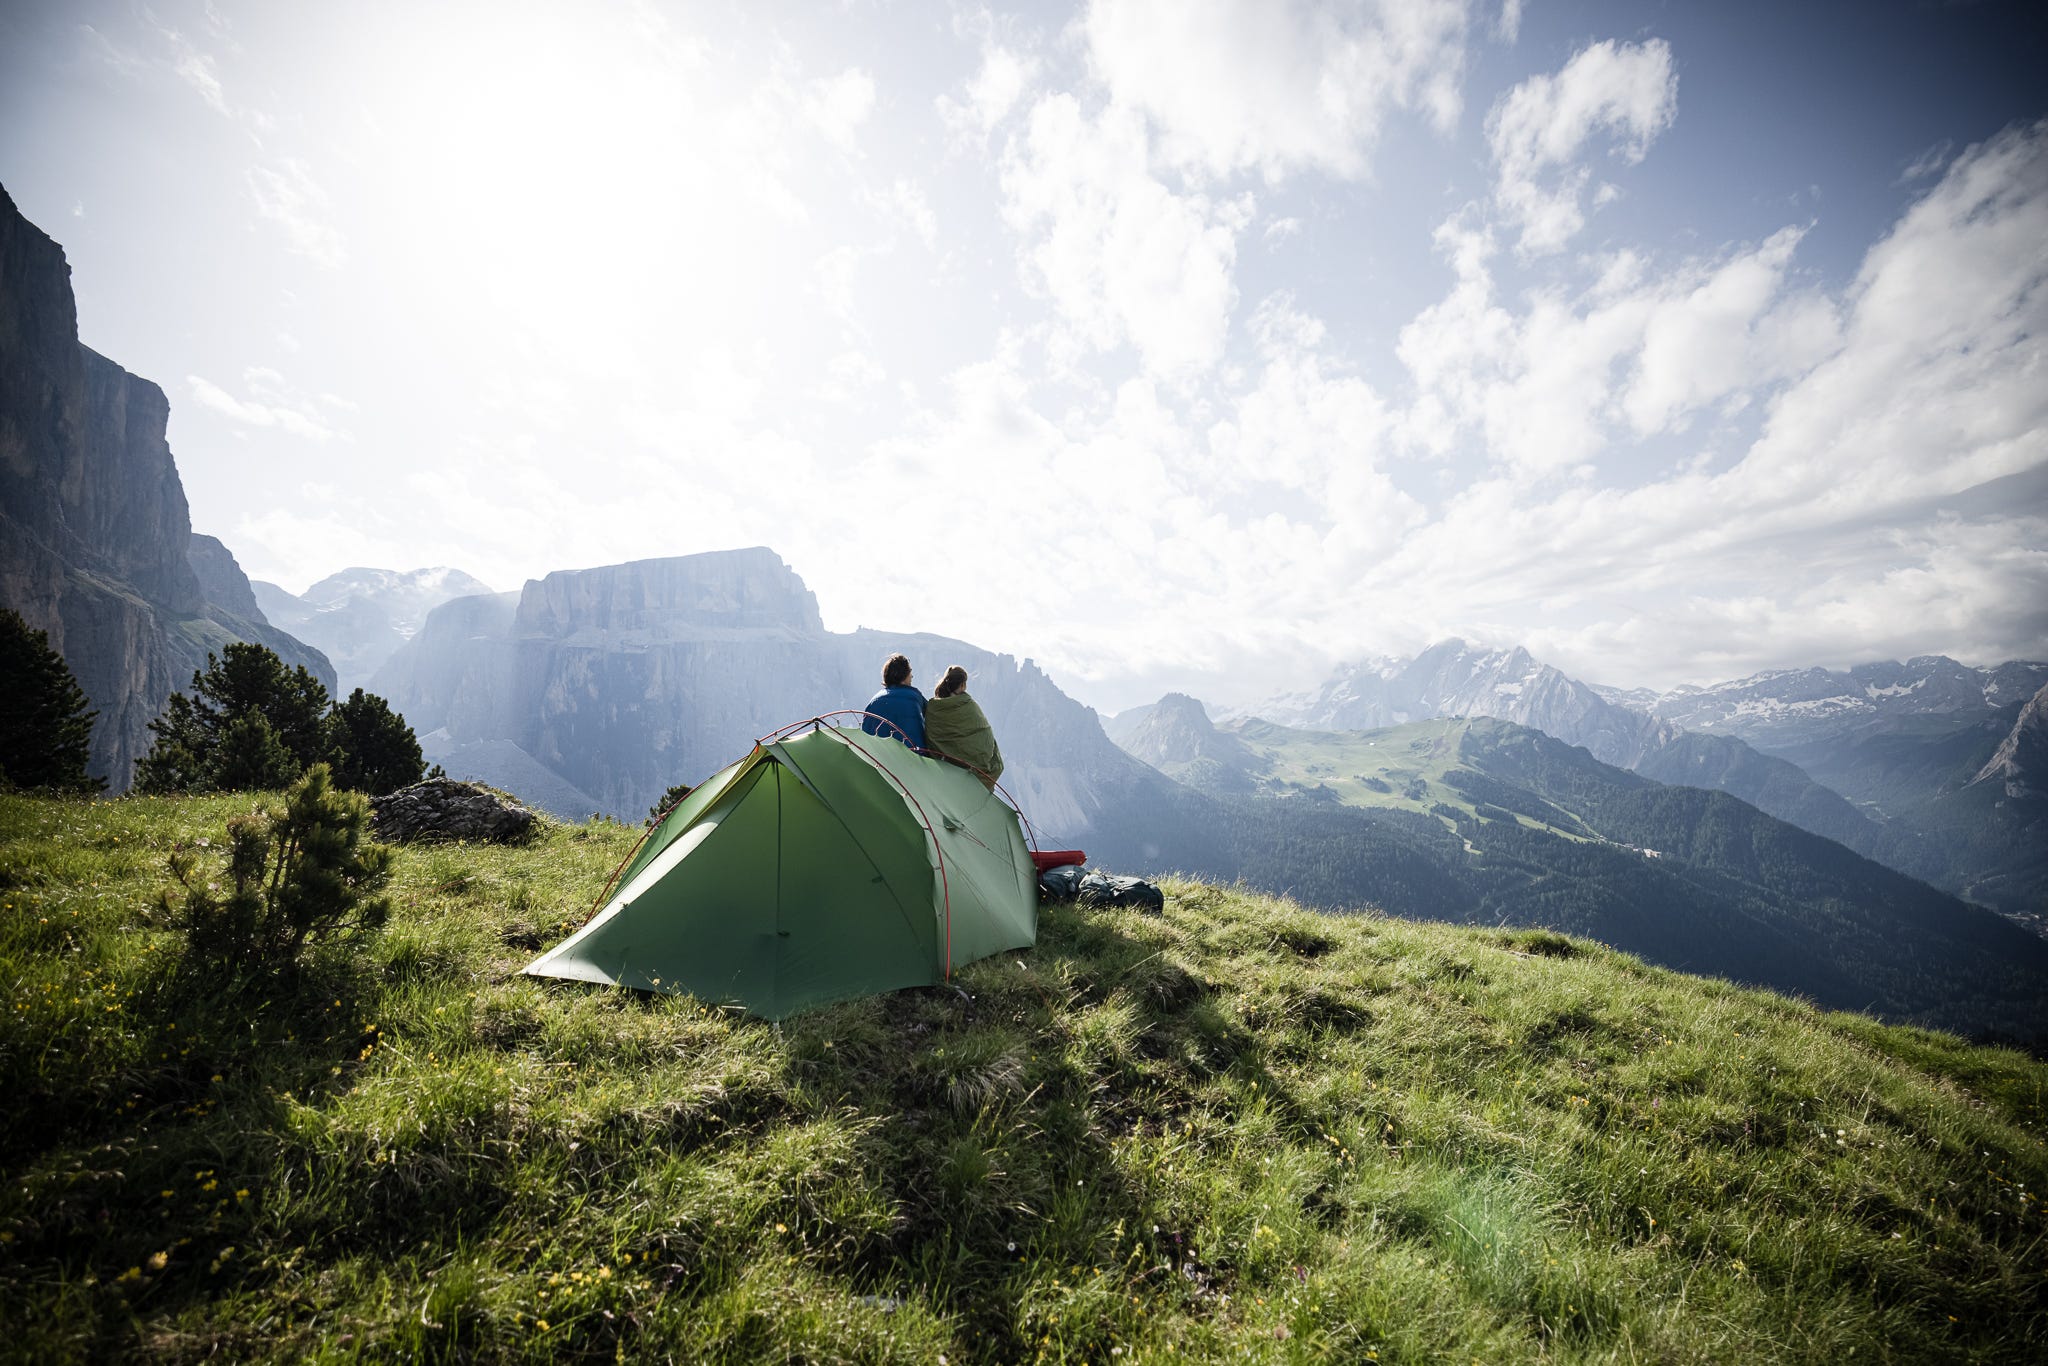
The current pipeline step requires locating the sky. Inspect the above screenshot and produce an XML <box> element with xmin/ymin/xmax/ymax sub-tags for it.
<box><xmin>3</xmin><ymin>0</ymin><xmax>2045</xmax><ymax>713</ymax></box>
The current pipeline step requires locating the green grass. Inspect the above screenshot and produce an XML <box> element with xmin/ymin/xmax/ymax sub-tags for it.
<box><xmin>1230</xmin><ymin>717</ymin><xmax>1592</xmax><ymax>841</ymax></box>
<box><xmin>2</xmin><ymin>789</ymin><xmax>2045</xmax><ymax>1363</ymax></box>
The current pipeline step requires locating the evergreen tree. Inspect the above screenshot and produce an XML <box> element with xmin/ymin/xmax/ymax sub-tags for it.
<box><xmin>0</xmin><ymin>608</ymin><xmax>104</xmax><ymax>793</ymax></box>
<box><xmin>326</xmin><ymin>688</ymin><xmax>427</xmax><ymax>796</ymax></box>
<box><xmin>136</xmin><ymin>642</ymin><xmax>332</xmax><ymax>793</ymax></box>
<box><xmin>211</xmin><ymin>714</ymin><xmax>300</xmax><ymax>792</ymax></box>
<box><xmin>647</xmin><ymin>781</ymin><xmax>695</xmax><ymax>826</ymax></box>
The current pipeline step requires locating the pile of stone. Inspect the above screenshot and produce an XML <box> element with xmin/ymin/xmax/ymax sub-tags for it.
<box><xmin>370</xmin><ymin>778</ymin><xmax>539</xmax><ymax>844</ymax></box>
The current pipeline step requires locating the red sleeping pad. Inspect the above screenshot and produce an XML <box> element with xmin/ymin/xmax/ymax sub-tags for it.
<box><xmin>1030</xmin><ymin>850</ymin><xmax>1087</xmax><ymax>872</ymax></box>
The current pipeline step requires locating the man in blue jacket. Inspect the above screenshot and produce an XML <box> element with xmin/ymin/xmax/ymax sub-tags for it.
<box><xmin>861</xmin><ymin>653</ymin><xmax>927</xmax><ymax>749</ymax></box>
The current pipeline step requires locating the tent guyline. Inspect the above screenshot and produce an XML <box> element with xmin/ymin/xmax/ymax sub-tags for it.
<box><xmin>527</xmin><ymin>719</ymin><xmax>1041</xmax><ymax>1020</ymax></box>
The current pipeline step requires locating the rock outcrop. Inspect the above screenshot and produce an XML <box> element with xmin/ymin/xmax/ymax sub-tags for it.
<box><xmin>370</xmin><ymin>778</ymin><xmax>539</xmax><ymax>844</ymax></box>
<box><xmin>0</xmin><ymin>184</ymin><xmax>333</xmax><ymax>787</ymax></box>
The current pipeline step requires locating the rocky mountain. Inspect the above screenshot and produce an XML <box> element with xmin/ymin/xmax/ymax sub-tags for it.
<box><xmin>1112</xmin><ymin>693</ymin><xmax>1263</xmax><ymax>794</ymax></box>
<box><xmin>0</xmin><ymin>185</ymin><xmax>332</xmax><ymax>787</ymax></box>
<box><xmin>1238</xmin><ymin>639</ymin><xmax>1879</xmax><ymax>855</ymax></box>
<box><xmin>369</xmin><ymin>549</ymin><xmax>1218</xmax><ymax>869</ymax></box>
<box><xmin>252</xmin><ymin>565</ymin><xmax>494</xmax><ymax>695</ymax></box>
<box><xmin>1973</xmin><ymin>682</ymin><xmax>2048</xmax><ymax>801</ymax></box>
<box><xmin>1633</xmin><ymin>658</ymin><xmax>2048</xmax><ymax>924</ymax></box>
<box><xmin>1252</xmin><ymin>640</ymin><xmax>1658</xmax><ymax>761</ymax></box>
<box><xmin>1634</xmin><ymin>655</ymin><xmax>2048</xmax><ymax>824</ymax></box>
<box><xmin>1651</xmin><ymin>656</ymin><xmax>2048</xmax><ymax>752</ymax></box>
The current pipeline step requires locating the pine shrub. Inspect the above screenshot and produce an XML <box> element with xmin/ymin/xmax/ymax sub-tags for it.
<box><xmin>164</xmin><ymin>763</ymin><xmax>394</xmax><ymax>979</ymax></box>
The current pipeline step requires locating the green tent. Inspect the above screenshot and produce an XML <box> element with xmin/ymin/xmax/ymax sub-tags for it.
<box><xmin>524</xmin><ymin>724</ymin><xmax>1038</xmax><ymax>1019</ymax></box>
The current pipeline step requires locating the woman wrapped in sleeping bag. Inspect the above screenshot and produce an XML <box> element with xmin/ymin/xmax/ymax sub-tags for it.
<box><xmin>923</xmin><ymin>665</ymin><xmax>1004</xmax><ymax>790</ymax></box>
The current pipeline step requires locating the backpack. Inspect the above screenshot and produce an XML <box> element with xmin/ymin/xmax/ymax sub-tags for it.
<box><xmin>1037</xmin><ymin>865</ymin><xmax>1165</xmax><ymax>912</ymax></box>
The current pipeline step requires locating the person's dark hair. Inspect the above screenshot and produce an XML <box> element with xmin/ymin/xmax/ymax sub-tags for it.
<box><xmin>882</xmin><ymin>653</ymin><xmax>912</xmax><ymax>687</ymax></box>
<box><xmin>934</xmin><ymin>665</ymin><xmax>968</xmax><ymax>699</ymax></box>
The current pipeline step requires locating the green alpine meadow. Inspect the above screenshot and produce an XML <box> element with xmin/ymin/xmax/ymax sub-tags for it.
<box><xmin>3</xmin><ymin>788</ymin><xmax>2044</xmax><ymax>1364</ymax></box>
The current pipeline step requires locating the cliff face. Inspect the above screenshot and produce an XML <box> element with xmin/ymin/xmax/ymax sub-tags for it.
<box><xmin>0</xmin><ymin>185</ymin><xmax>332</xmax><ymax>786</ymax></box>
<box><xmin>182</xmin><ymin>533</ymin><xmax>334</xmax><ymax>690</ymax></box>
<box><xmin>516</xmin><ymin>548</ymin><xmax>823</xmax><ymax>640</ymax></box>
<box><xmin>370</xmin><ymin>550</ymin><xmax>1177</xmax><ymax>856</ymax></box>
<box><xmin>187</xmin><ymin>534</ymin><xmax>262</xmax><ymax>620</ymax></box>
<box><xmin>1973</xmin><ymin>682</ymin><xmax>2048</xmax><ymax>803</ymax></box>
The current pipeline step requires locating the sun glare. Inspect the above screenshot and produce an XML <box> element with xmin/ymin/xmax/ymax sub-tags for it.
<box><xmin>357</xmin><ymin>4</ymin><xmax>814</xmax><ymax>380</ymax></box>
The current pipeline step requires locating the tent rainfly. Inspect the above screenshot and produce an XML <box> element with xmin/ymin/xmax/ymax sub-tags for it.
<box><xmin>524</xmin><ymin>723</ymin><xmax>1038</xmax><ymax>1019</ymax></box>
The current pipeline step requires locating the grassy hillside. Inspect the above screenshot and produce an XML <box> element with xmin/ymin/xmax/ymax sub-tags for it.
<box><xmin>3</xmin><ymin>790</ymin><xmax>2046</xmax><ymax>1363</ymax></box>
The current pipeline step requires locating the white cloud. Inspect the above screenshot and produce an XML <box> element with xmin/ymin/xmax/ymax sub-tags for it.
<box><xmin>37</xmin><ymin>1</ymin><xmax>2046</xmax><ymax>707</ymax></box>
<box><xmin>821</xmin><ymin>349</ymin><xmax>887</xmax><ymax>403</ymax></box>
<box><xmin>233</xmin><ymin>505</ymin><xmax>419</xmax><ymax>591</ymax></box>
<box><xmin>1718</xmin><ymin>120</ymin><xmax>2048</xmax><ymax>520</ymax></box>
<box><xmin>1204</xmin><ymin>299</ymin><xmax>1421</xmax><ymax>564</ymax></box>
<box><xmin>1899</xmin><ymin>140</ymin><xmax>1951</xmax><ymax>184</ymax></box>
<box><xmin>1495</xmin><ymin>0</ymin><xmax>1524</xmax><ymax>45</ymax></box>
<box><xmin>1368</xmin><ymin>120</ymin><xmax>2048</xmax><ymax>685</ymax></box>
<box><xmin>1620</xmin><ymin>226</ymin><xmax>1839</xmax><ymax>436</ymax></box>
<box><xmin>1000</xmin><ymin>95</ymin><xmax>1249</xmax><ymax>377</ymax></box>
<box><xmin>807</xmin><ymin>68</ymin><xmax>875</xmax><ymax>152</ymax></box>
<box><xmin>1521</xmin><ymin>511</ymin><xmax>2048</xmax><ymax>691</ymax></box>
<box><xmin>814</xmin><ymin>244</ymin><xmax>871</xmax><ymax>323</ymax></box>
<box><xmin>870</xmin><ymin>178</ymin><xmax>938</xmax><ymax>247</ymax></box>
<box><xmin>1486</xmin><ymin>38</ymin><xmax>1677</xmax><ymax>255</ymax></box>
<box><xmin>939</xmin><ymin>43</ymin><xmax>1039</xmax><ymax>145</ymax></box>
<box><xmin>172</xmin><ymin>45</ymin><xmax>229</xmax><ymax>115</ymax></box>
<box><xmin>247</xmin><ymin>158</ymin><xmax>346</xmax><ymax>268</ymax></box>
<box><xmin>1395</xmin><ymin>215</ymin><xmax>1839</xmax><ymax>474</ymax></box>
<box><xmin>1084</xmin><ymin>0</ymin><xmax>1471</xmax><ymax>180</ymax></box>
<box><xmin>186</xmin><ymin>368</ymin><xmax>344</xmax><ymax>440</ymax></box>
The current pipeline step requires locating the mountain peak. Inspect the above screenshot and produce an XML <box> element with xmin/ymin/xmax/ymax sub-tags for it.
<box><xmin>515</xmin><ymin>549</ymin><xmax>825</xmax><ymax>639</ymax></box>
<box><xmin>1121</xmin><ymin>691</ymin><xmax>1257</xmax><ymax>779</ymax></box>
<box><xmin>1152</xmin><ymin>692</ymin><xmax>1214</xmax><ymax>726</ymax></box>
